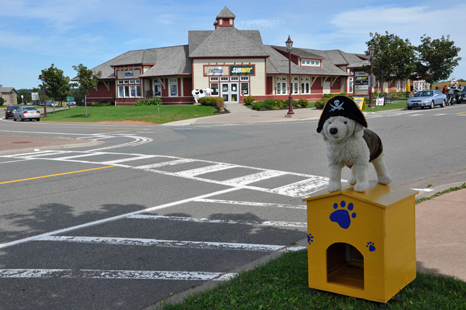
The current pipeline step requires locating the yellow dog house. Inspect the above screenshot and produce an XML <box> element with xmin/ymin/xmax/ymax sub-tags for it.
<box><xmin>303</xmin><ymin>182</ymin><xmax>418</xmax><ymax>303</ymax></box>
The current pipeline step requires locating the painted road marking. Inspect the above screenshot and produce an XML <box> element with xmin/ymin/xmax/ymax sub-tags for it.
<box><xmin>0</xmin><ymin>166</ymin><xmax>115</xmax><ymax>185</ymax></box>
<box><xmin>127</xmin><ymin>214</ymin><xmax>307</xmax><ymax>228</ymax></box>
<box><xmin>0</xmin><ymin>187</ymin><xmax>240</xmax><ymax>250</ymax></box>
<box><xmin>36</xmin><ymin>235</ymin><xmax>306</xmax><ymax>252</ymax></box>
<box><xmin>173</xmin><ymin>163</ymin><xmax>236</xmax><ymax>177</ymax></box>
<box><xmin>195</xmin><ymin>198</ymin><xmax>306</xmax><ymax>210</ymax></box>
<box><xmin>1</xmin><ymin>151</ymin><xmax>329</xmax><ymax>197</ymax></box>
<box><xmin>0</xmin><ymin>269</ymin><xmax>237</xmax><ymax>281</ymax></box>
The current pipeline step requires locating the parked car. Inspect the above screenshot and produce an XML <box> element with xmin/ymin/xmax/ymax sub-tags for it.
<box><xmin>4</xmin><ymin>105</ymin><xmax>20</xmax><ymax>119</ymax></box>
<box><xmin>46</xmin><ymin>101</ymin><xmax>58</xmax><ymax>107</ymax></box>
<box><xmin>36</xmin><ymin>101</ymin><xmax>45</xmax><ymax>106</ymax></box>
<box><xmin>456</xmin><ymin>88</ymin><xmax>466</xmax><ymax>103</ymax></box>
<box><xmin>406</xmin><ymin>90</ymin><xmax>446</xmax><ymax>109</ymax></box>
<box><xmin>13</xmin><ymin>106</ymin><xmax>41</xmax><ymax>121</ymax></box>
<box><xmin>67</xmin><ymin>101</ymin><xmax>76</xmax><ymax>107</ymax></box>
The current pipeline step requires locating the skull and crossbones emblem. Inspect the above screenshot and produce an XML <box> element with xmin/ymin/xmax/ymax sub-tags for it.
<box><xmin>329</xmin><ymin>99</ymin><xmax>345</xmax><ymax>112</ymax></box>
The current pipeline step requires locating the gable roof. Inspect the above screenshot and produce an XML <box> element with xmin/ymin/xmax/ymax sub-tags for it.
<box><xmin>267</xmin><ymin>45</ymin><xmax>348</xmax><ymax>76</ymax></box>
<box><xmin>217</xmin><ymin>6</ymin><xmax>235</xmax><ymax>18</ymax></box>
<box><xmin>141</xmin><ymin>45</ymin><xmax>191</xmax><ymax>77</ymax></box>
<box><xmin>189</xmin><ymin>27</ymin><xmax>268</xmax><ymax>58</ymax></box>
<box><xmin>0</xmin><ymin>87</ymin><xmax>17</xmax><ymax>94</ymax></box>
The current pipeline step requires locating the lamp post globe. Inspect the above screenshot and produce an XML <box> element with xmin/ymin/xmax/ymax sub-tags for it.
<box><xmin>286</xmin><ymin>35</ymin><xmax>294</xmax><ymax>116</ymax></box>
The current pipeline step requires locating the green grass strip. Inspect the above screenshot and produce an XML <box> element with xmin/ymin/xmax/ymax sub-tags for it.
<box><xmin>416</xmin><ymin>183</ymin><xmax>466</xmax><ymax>204</ymax></box>
<box><xmin>160</xmin><ymin>250</ymin><xmax>466</xmax><ymax>309</ymax></box>
<box><xmin>41</xmin><ymin>105</ymin><xmax>217</xmax><ymax>124</ymax></box>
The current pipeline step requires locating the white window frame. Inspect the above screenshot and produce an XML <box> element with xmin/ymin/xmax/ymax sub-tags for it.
<box><xmin>169</xmin><ymin>78</ymin><xmax>178</xmax><ymax>97</ymax></box>
<box><xmin>230</xmin><ymin>76</ymin><xmax>239</xmax><ymax>81</ymax></box>
<box><xmin>240</xmin><ymin>76</ymin><xmax>249</xmax><ymax>81</ymax></box>
<box><xmin>220</xmin><ymin>76</ymin><xmax>229</xmax><ymax>81</ymax></box>
<box><xmin>210</xmin><ymin>76</ymin><xmax>219</xmax><ymax>81</ymax></box>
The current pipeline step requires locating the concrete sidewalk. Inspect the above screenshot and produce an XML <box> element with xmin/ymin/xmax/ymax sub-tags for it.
<box><xmin>1</xmin><ymin>103</ymin><xmax>465</xmax><ymax>284</ymax></box>
<box><xmin>162</xmin><ymin>102</ymin><xmax>322</xmax><ymax>126</ymax></box>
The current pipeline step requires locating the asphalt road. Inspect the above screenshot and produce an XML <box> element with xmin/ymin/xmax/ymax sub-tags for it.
<box><xmin>0</xmin><ymin>104</ymin><xmax>465</xmax><ymax>309</ymax></box>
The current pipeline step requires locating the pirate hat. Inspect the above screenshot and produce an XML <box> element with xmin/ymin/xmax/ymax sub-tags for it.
<box><xmin>316</xmin><ymin>96</ymin><xmax>368</xmax><ymax>133</ymax></box>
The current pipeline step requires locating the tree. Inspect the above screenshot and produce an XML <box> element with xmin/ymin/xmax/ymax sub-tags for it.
<box><xmin>364</xmin><ymin>32</ymin><xmax>417</xmax><ymax>93</ymax></box>
<box><xmin>0</xmin><ymin>97</ymin><xmax>4</xmax><ymax>106</ymax></box>
<box><xmin>17</xmin><ymin>90</ymin><xmax>32</xmax><ymax>105</ymax></box>
<box><xmin>39</xmin><ymin>64</ymin><xmax>70</xmax><ymax>107</ymax></box>
<box><xmin>413</xmin><ymin>35</ymin><xmax>461</xmax><ymax>88</ymax></box>
<box><xmin>72</xmin><ymin>64</ymin><xmax>101</xmax><ymax>117</ymax></box>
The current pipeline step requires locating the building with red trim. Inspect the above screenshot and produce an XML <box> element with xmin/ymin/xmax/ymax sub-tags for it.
<box><xmin>84</xmin><ymin>7</ymin><xmax>408</xmax><ymax>106</ymax></box>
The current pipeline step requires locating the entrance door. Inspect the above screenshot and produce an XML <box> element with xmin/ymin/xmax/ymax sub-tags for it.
<box><xmin>221</xmin><ymin>83</ymin><xmax>239</xmax><ymax>103</ymax></box>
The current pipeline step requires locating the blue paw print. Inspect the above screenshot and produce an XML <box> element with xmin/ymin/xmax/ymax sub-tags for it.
<box><xmin>307</xmin><ymin>234</ymin><xmax>314</xmax><ymax>245</ymax></box>
<box><xmin>367</xmin><ymin>241</ymin><xmax>376</xmax><ymax>252</ymax></box>
<box><xmin>329</xmin><ymin>200</ymin><xmax>356</xmax><ymax>229</ymax></box>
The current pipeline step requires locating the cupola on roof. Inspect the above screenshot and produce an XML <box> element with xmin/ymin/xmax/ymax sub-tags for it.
<box><xmin>215</xmin><ymin>6</ymin><xmax>235</xmax><ymax>28</ymax></box>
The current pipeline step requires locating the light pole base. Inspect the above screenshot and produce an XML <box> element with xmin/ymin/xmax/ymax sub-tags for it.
<box><xmin>285</xmin><ymin>114</ymin><xmax>294</xmax><ymax>118</ymax></box>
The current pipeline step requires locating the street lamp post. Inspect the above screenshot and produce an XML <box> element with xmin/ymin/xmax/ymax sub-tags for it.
<box><xmin>369</xmin><ymin>46</ymin><xmax>375</xmax><ymax>108</ymax></box>
<box><xmin>41</xmin><ymin>74</ymin><xmax>47</xmax><ymax>117</ymax></box>
<box><xmin>286</xmin><ymin>35</ymin><xmax>294</xmax><ymax>117</ymax></box>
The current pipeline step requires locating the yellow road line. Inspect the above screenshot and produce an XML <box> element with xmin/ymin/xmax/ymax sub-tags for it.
<box><xmin>0</xmin><ymin>166</ymin><xmax>115</xmax><ymax>185</ymax></box>
<box><xmin>457</xmin><ymin>111</ymin><xmax>466</xmax><ymax>114</ymax></box>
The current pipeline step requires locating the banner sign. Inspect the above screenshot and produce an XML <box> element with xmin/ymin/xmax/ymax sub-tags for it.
<box><xmin>32</xmin><ymin>92</ymin><xmax>39</xmax><ymax>100</ymax></box>
<box><xmin>230</xmin><ymin>66</ymin><xmax>254</xmax><ymax>75</ymax></box>
<box><xmin>66</xmin><ymin>96</ymin><xmax>74</xmax><ymax>101</ymax></box>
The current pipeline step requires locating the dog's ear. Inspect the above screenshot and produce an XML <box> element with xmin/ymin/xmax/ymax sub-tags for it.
<box><xmin>353</xmin><ymin>122</ymin><xmax>364</xmax><ymax>138</ymax></box>
<box><xmin>321</xmin><ymin>131</ymin><xmax>328</xmax><ymax>141</ymax></box>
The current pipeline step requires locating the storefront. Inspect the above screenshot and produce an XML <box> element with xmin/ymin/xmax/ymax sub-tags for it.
<box><xmin>84</xmin><ymin>7</ymin><xmax>400</xmax><ymax>106</ymax></box>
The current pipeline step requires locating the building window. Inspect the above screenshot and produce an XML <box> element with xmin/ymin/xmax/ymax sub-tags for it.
<box><xmin>211</xmin><ymin>83</ymin><xmax>219</xmax><ymax>95</ymax></box>
<box><xmin>154</xmin><ymin>79</ymin><xmax>162</xmax><ymax>97</ymax></box>
<box><xmin>241</xmin><ymin>82</ymin><xmax>249</xmax><ymax>95</ymax></box>
<box><xmin>136</xmin><ymin>85</ymin><xmax>141</xmax><ymax>97</ymax></box>
<box><xmin>220</xmin><ymin>76</ymin><xmax>229</xmax><ymax>81</ymax></box>
<box><xmin>169</xmin><ymin>78</ymin><xmax>178</xmax><ymax>97</ymax></box>
<box><xmin>210</xmin><ymin>77</ymin><xmax>219</xmax><ymax>81</ymax></box>
<box><xmin>129</xmin><ymin>80</ymin><xmax>134</xmax><ymax>84</ymax></box>
<box><xmin>293</xmin><ymin>82</ymin><xmax>299</xmax><ymax>94</ymax></box>
<box><xmin>135</xmin><ymin>79</ymin><xmax>140</xmax><ymax>84</ymax></box>
<box><xmin>118</xmin><ymin>80</ymin><xmax>123</xmax><ymax>85</ymax></box>
<box><xmin>118</xmin><ymin>86</ymin><xmax>124</xmax><ymax>97</ymax></box>
<box><xmin>240</xmin><ymin>76</ymin><xmax>249</xmax><ymax>81</ymax></box>
<box><xmin>230</xmin><ymin>76</ymin><xmax>239</xmax><ymax>81</ymax></box>
<box><xmin>301</xmin><ymin>59</ymin><xmax>321</xmax><ymax>67</ymax></box>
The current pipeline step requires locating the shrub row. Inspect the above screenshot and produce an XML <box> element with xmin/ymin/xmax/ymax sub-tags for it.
<box><xmin>198</xmin><ymin>96</ymin><xmax>225</xmax><ymax>111</ymax></box>
<box><xmin>91</xmin><ymin>102</ymin><xmax>113</xmax><ymax>107</ymax></box>
<box><xmin>135</xmin><ymin>98</ymin><xmax>163</xmax><ymax>106</ymax></box>
<box><xmin>251</xmin><ymin>98</ymin><xmax>310</xmax><ymax>111</ymax></box>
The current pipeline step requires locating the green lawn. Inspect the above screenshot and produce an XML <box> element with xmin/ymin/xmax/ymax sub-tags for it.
<box><xmin>159</xmin><ymin>186</ymin><xmax>466</xmax><ymax>309</ymax></box>
<box><xmin>40</xmin><ymin>105</ymin><xmax>217</xmax><ymax>124</ymax></box>
<box><xmin>362</xmin><ymin>99</ymin><xmax>407</xmax><ymax>112</ymax></box>
<box><xmin>160</xmin><ymin>250</ymin><xmax>466</xmax><ymax>310</ymax></box>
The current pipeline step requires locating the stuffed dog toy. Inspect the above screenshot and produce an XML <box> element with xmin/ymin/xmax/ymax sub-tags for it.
<box><xmin>317</xmin><ymin>96</ymin><xmax>392</xmax><ymax>193</ymax></box>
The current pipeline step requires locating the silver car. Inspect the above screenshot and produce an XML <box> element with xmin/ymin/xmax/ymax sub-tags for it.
<box><xmin>406</xmin><ymin>90</ymin><xmax>446</xmax><ymax>109</ymax></box>
<box><xmin>13</xmin><ymin>106</ymin><xmax>41</xmax><ymax>121</ymax></box>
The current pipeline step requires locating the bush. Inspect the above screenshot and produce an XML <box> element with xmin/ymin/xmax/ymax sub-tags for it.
<box><xmin>92</xmin><ymin>102</ymin><xmax>112</xmax><ymax>107</ymax></box>
<box><xmin>243</xmin><ymin>95</ymin><xmax>255</xmax><ymax>105</ymax></box>
<box><xmin>0</xmin><ymin>97</ymin><xmax>4</xmax><ymax>106</ymax></box>
<box><xmin>251</xmin><ymin>99</ymin><xmax>304</xmax><ymax>111</ymax></box>
<box><xmin>215</xmin><ymin>97</ymin><xmax>225</xmax><ymax>111</ymax></box>
<box><xmin>199</xmin><ymin>97</ymin><xmax>219</xmax><ymax>106</ymax></box>
<box><xmin>297</xmin><ymin>98</ymin><xmax>309</xmax><ymax>107</ymax></box>
<box><xmin>135</xmin><ymin>98</ymin><xmax>163</xmax><ymax>106</ymax></box>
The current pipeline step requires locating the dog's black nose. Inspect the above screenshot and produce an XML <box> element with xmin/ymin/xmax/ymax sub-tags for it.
<box><xmin>329</xmin><ymin>128</ymin><xmax>338</xmax><ymax>135</ymax></box>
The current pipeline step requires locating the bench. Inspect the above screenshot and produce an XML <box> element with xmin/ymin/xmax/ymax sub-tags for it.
<box><xmin>383</xmin><ymin>94</ymin><xmax>395</xmax><ymax>104</ymax></box>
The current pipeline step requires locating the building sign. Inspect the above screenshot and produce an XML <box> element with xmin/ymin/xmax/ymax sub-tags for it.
<box><xmin>124</xmin><ymin>71</ymin><xmax>134</xmax><ymax>78</ymax></box>
<box><xmin>31</xmin><ymin>92</ymin><xmax>39</xmax><ymax>101</ymax></box>
<box><xmin>355</xmin><ymin>74</ymin><xmax>368</xmax><ymax>90</ymax></box>
<box><xmin>117</xmin><ymin>70</ymin><xmax>140</xmax><ymax>79</ymax></box>
<box><xmin>230</xmin><ymin>66</ymin><xmax>254</xmax><ymax>75</ymax></box>
<box><xmin>205</xmin><ymin>66</ymin><xmax>229</xmax><ymax>76</ymax></box>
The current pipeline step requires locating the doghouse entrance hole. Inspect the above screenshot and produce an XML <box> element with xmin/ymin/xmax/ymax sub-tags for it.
<box><xmin>327</xmin><ymin>243</ymin><xmax>364</xmax><ymax>289</ymax></box>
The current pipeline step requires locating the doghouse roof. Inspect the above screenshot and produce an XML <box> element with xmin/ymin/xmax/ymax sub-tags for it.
<box><xmin>303</xmin><ymin>181</ymin><xmax>418</xmax><ymax>209</ymax></box>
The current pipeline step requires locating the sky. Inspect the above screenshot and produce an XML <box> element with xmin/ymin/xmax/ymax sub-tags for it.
<box><xmin>1</xmin><ymin>0</ymin><xmax>465</xmax><ymax>90</ymax></box>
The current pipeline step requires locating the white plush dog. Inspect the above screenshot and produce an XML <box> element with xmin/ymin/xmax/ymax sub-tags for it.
<box><xmin>317</xmin><ymin>96</ymin><xmax>392</xmax><ymax>193</ymax></box>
